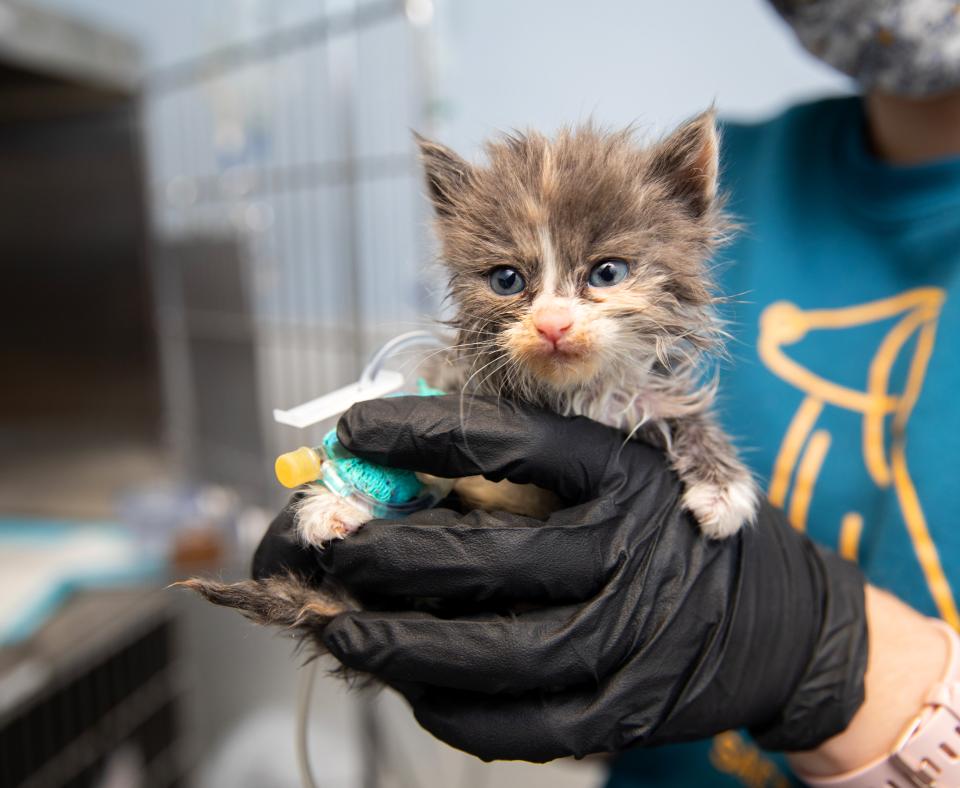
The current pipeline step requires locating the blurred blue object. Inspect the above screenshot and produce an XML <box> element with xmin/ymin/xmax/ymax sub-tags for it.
<box><xmin>0</xmin><ymin>520</ymin><xmax>163</xmax><ymax>646</ymax></box>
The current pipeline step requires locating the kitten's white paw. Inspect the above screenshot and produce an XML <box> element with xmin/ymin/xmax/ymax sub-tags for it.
<box><xmin>295</xmin><ymin>485</ymin><xmax>369</xmax><ymax>547</ymax></box>
<box><xmin>683</xmin><ymin>477</ymin><xmax>758</xmax><ymax>539</ymax></box>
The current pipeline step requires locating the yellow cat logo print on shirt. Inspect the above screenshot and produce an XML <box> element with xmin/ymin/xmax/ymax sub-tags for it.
<box><xmin>758</xmin><ymin>287</ymin><xmax>954</xmax><ymax>628</ymax></box>
<box><xmin>710</xmin><ymin>287</ymin><xmax>949</xmax><ymax>787</ymax></box>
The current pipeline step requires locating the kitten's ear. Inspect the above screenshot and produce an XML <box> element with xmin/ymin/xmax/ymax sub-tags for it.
<box><xmin>647</xmin><ymin>110</ymin><xmax>719</xmax><ymax>217</ymax></box>
<box><xmin>414</xmin><ymin>132</ymin><xmax>474</xmax><ymax>217</ymax></box>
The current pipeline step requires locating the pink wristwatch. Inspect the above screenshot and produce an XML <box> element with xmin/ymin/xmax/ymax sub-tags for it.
<box><xmin>799</xmin><ymin>620</ymin><xmax>960</xmax><ymax>788</ymax></box>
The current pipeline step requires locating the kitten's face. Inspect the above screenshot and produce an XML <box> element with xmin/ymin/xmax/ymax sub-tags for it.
<box><xmin>419</xmin><ymin>114</ymin><xmax>726</xmax><ymax>399</ymax></box>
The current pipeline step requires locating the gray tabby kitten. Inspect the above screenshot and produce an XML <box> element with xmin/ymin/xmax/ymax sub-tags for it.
<box><xmin>185</xmin><ymin>111</ymin><xmax>759</xmax><ymax>643</ymax></box>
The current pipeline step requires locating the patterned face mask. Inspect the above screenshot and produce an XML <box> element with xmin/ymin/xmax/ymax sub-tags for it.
<box><xmin>771</xmin><ymin>0</ymin><xmax>960</xmax><ymax>97</ymax></box>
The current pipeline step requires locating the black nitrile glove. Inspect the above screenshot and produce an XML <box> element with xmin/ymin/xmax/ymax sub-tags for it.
<box><xmin>253</xmin><ymin>396</ymin><xmax>867</xmax><ymax>763</ymax></box>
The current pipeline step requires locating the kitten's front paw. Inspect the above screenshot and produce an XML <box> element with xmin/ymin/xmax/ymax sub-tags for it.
<box><xmin>682</xmin><ymin>477</ymin><xmax>758</xmax><ymax>539</ymax></box>
<box><xmin>295</xmin><ymin>485</ymin><xmax>369</xmax><ymax>547</ymax></box>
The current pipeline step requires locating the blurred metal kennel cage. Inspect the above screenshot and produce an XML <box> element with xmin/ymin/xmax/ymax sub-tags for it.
<box><xmin>143</xmin><ymin>5</ymin><xmax>438</xmax><ymax>787</ymax></box>
<box><xmin>145</xmin><ymin>0</ymin><xmax>439</xmax><ymax>504</ymax></box>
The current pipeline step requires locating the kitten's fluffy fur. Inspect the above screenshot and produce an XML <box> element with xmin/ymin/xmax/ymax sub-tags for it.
<box><xmin>186</xmin><ymin>112</ymin><xmax>759</xmax><ymax>653</ymax></box>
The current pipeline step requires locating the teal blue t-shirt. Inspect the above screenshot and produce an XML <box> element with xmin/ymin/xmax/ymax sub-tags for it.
<box><xmin>608</xmin><ymin>96</ymin><xmax>960</xmax><ymax>786</ymax></box>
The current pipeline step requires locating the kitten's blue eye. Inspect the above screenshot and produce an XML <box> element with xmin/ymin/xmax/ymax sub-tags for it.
<box><xmin>489</xmin><ymin>266</ymin><xmax>525</xmax><ymax>296</ymax></box>
<box><xmin>588</xmin><ymin>259</ymin><xmax>629</xmax><ymax>288</ymax></box>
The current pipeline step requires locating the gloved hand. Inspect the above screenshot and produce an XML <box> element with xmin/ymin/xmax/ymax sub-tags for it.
<box><xmin>253</xmin><ymin>396</ymin><xmax>867</xmax><ymax>763</ymax></box>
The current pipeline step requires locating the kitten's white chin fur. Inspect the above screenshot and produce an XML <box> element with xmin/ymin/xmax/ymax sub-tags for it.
<box><xmin>525</xmin><ymin>357</ymin><xmax>602</xmax><ymax>390</ymax></box>
<box><xmin>682</xmin><ymin>477</ymin><xmax>759</xmax><ymax>539</ymax></box>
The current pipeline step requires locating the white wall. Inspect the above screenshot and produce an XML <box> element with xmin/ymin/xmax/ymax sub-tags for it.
<box><xmin>432</xmin><ymin>0</ymin><xmax>849</xmax><ymax>154</ymax></box>
<box><xmin>27</xmin><ymin>0</ymin><xmax>850</xmax><ymax>140</ymax></box>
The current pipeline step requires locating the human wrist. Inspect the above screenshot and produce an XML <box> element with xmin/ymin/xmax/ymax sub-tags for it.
<box><xmin>788</xmin><ymin>585</ymin><xmax>950</xmax><ymax>779</ymax></box>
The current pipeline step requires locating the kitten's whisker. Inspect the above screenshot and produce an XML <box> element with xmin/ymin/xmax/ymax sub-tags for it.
<box><xmin>448</xmin><ymin>313</ymin><xmax>505</xmax><ymax>335</ymax></box>
<box><xmin>450</xmin><ymin>320</ymin><xmax>499</xmax><ymax>334</ymax></box>
<box><xmin>474</xmin><ymin>355</ymin><xmax>513</xmax><ymax>396</ymax></box>
<box><xmin>385</xmin><ymin>340</ymin><xmax>498</xmax><ymax>381</ymax></box>
<box><xmin>458</xmin><ymin>350</ymin><xmax>508</xmax><ymax>441</ymax></box>
<box><xmin>382</xmin><ymin>338</ymin><xmax>487</xmax><ymax>371</ymax></box>
<box><xmin>460</xmin><ymin>351</ymin><xmax>508</xmax><ymax>394</ymax></box>
<box><xmin>445</xmin><ymin>308</ymin><xmax>499</xmax><ymax>324</ymax></box>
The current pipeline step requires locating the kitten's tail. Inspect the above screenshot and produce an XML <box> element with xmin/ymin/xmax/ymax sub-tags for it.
<box><xmin>175</xmin><ymin>573</ymin><xmax>354</xmax><ymax>656</ymax></box>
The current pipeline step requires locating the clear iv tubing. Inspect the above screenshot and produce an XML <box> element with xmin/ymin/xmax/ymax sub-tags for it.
<box><xmin>297</xmin><ymin>660</ymin><xmax>318</xmax><ymax>788</ymax></box>
<box><xmin>297</xmin><ymin>329</ymin><xmax>447</xmax><ymax>788</ymax></box>
<box><xmin>358</xmin><ymin>329</ymin><xmax>447</xmax><ymax>387</ymax></box>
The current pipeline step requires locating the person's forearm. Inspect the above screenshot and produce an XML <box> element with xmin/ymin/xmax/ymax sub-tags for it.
<box><xmin>788</xmin><ymin>585</ymin><xmax>949</xmax><ymax>779</ymax></box>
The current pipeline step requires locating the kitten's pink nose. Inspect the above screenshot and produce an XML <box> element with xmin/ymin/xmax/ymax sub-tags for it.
<box><xmin>533</xmin><ymin>305</ymin><xmax>574</xmax><ymax>345</ymax></box>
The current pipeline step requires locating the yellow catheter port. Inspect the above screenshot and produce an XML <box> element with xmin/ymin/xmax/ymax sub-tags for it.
<box><xmin>275</xmin><ymin>446</ymin><xmax>323</xmax><ymax>489</ymax></box>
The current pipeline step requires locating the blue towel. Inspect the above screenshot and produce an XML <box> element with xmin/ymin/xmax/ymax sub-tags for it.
<box><xmin>0</xmin><ymin>519</ymin><xmax>162</xmax><ymax>645</ymax></box>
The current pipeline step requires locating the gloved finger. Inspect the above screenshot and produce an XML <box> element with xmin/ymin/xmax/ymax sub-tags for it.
<box><xmin>321</xmin><ymin>498</ymin><xmax>624</xmax><ymax>602</ymax></box>
<box><xmin>392</xmin><ymin>681</ymin><xmax>629</xmax><ymax>763</ymax></box>
<box><xmin>322</xmin><ymin>559</ymin><xmax>646</xmax><ymax>692</ymax></box>
<box><xmin>251</xmin><ymin>494</ymin><xmax>323</xmax><ymax>583</ymax></box>
<box><xmin>337</xmin><ymin>396</ymin><xmax>650</xmax><ymax>501</ymax></box>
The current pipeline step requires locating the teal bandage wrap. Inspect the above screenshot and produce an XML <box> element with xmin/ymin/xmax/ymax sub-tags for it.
<box><xmin>317</xmin><ymin>380</ymin><xmax>446</xmax><ymax>510</ymax></box>
<box><xmin>415</xmin><ymin>378</ymin><xmax>446</xmax><ymax>397</ymax></box>
<box><xmin>321</xmin><ymin>429</ymin><xmax>423</xmax><ymax>504</ymax></box>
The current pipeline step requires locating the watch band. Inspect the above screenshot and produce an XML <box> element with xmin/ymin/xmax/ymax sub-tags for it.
<box><xmin>801</xmin><ymin>620</ymin><xmax>960</xmax><ymax>788</ymax></box>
